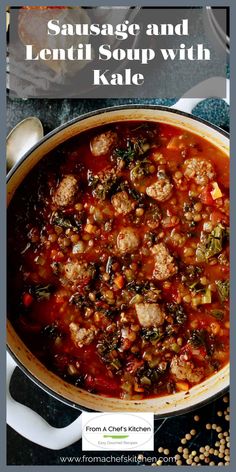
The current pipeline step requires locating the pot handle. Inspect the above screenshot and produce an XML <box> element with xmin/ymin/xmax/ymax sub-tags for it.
<box><xmin>7</xmin><ymin>353</ymin><xmax>82</xmax><ymax>450</ymax></box>
<box><xmin>171</xmin><ymin>76</ymin><xmax>229</xmax><ymax>113</ymax></box>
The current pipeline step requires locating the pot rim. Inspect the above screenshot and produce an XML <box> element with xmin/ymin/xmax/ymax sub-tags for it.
<box><xmin>7</xmin><ymin>103</ymin><xmax>230</xmax><ymax>416</ymax></box>
<box><xmin>7</xmin><ymin>343</ymin><xmax>229</xmax><ymax>416</ymax></box>
<box><xmin>7</xmin><ymin>104</ymin><xmax>229</xmax><ymax>185</ymax></box>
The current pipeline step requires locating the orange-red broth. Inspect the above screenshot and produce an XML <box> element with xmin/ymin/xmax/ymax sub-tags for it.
<box><xmin>8</xmin><ymin>121</ymin><xmax>229</xmax><ymax>399</ymax></box>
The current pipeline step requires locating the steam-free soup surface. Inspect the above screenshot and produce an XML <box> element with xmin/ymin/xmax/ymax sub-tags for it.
<box><xmin>8</xmin><ymin>121</ymin><xmax>229</xmax><ymax>399</ymax></box>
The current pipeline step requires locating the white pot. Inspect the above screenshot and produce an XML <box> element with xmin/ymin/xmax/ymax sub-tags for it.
<box><xmin>7</xmin><ymin>77</ymin><xmax>230</xmax><ymax>450</ymax></box>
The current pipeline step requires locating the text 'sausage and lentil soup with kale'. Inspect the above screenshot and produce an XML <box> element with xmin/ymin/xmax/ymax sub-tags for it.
<box><xmin>8</xmin><ymin>121</ymin><xmax>229</xmax><ymax>400</ymax></box>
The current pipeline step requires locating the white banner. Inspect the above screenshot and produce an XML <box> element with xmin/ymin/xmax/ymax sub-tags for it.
<box><xmin>82</xmin><ymin>412</ymin><xmax>154</xmax><ymax>451</ymax></box>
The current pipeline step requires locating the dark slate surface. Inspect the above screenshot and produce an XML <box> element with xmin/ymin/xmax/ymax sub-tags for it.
<box><xmin>7</xmin><ymin>97</ymin><xmax>229</xmax><ymax>136</ymax></box>
<box><xmin>7</xmin><ymin>96</ymin><xmax>229</xmax><ymax>465</ymax></box>
<box><xmin>7</xmin><ymin>366</ymin><xmax>230</xmax><ymax>466</ymax></box>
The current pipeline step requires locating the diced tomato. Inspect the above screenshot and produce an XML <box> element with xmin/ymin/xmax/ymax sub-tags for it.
<box><xmin>63</xmin><ymin>206</ymin><xmax>76</xmax><ymax>214</ymax></box>
<box><xmin>134</xmin><ymin>383</ymin><xmax>145</xmax><ymax>393</ymax></box>
<box><xmin>126</xmin><ymin>359</ymin><xmax>144</xmax><ymax>374</ymax></box>
<box><xmin>210</xmin><ymin>210</ymin><xmax>228</xmax><ymax>226</ymax></box>
<box><xmin>85</xmin><ymin>374</ymin><xmax>118</xmax><ymax>393</ymax></box>
<box><xmin>176</xmin><ymin>381</ymin><xmax>189</xmax><ymax>391</ymax></box>
<box><xmin>193</xmin><ymin>345</ymin><xmax>207</xmax><ymax>359</ymax></box>
<box><xmin>22</xmin><ymin>292</ymin><xmax>33</xmax><ymax>307</ymax></box>
<box><xmin>199</xmin><ymin>185</ymin><xmax>215</xmax><ymax>205</ymax></box>
<box><xmin>182</xmin><ymin>343</ymin><xmax>207</xmax><ymax>360</ymax></box>
<box><xmin>50</xmin><ymin>250</ymin><xmax>65</xmax><ymax>262</ymax></box>
<box><xmin>171</xmin><ymin>287</ymin><xmax>180</xmax><ymax>303</ymax></box>
<box><xmin>114</xmin><ymin>275</ymin><xmax>125</xmax><ymax>289</ymax></box>
<box><xmin>55</xmin><ymin>294</ymin><xmax>66</xmax><ymax>305</ymax></box>
<box><xmin>161</xmin><ymin>217</ymin><xmax>180</xmax><ymax>229</ymax></box>
<box><xmin>77</xmin><ymin>277</ymin><xmax>92</xmax><ymax>289</ymax></box>
<box><xmin>18</xmin><ymin>316</ymin><xmax>41</xmax><ymax>333</ymax></box>
<box><xmin>121</xmin><ymin>338</ymin><xmax>132</xmax><ymax>351</ymax></box>
<box><xmin>163</xmin><ymin>284</ymin><xmax>180</xmax><ymax>303</ymax></box>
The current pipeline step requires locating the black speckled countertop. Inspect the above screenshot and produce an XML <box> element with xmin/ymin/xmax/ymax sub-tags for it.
<box><xmin>7</xmin><ymin>96</ymin><xmax>230</xmax><ymax>466</ymax></box>
<box><xmin>8</xmin><ymin>366</ymin><xmax>230</xmax><ymax>466</ymax></box>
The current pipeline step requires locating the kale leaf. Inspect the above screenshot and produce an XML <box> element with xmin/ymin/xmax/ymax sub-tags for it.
<box><xmin>189</xmin><ymin>329</ymin><xmax>206</xmax><ymax>347</ymax></box>
<box><xmin>141</xmin><ymin>327</ymin><xmax>162</xmax><ymax>342</ymax></box>
<box><xmin>215</xmin><ymin>280</ymin><xmax>230</xmax><ymax>302</ymax></box>
<box><xmin>166</xmin><ymin>303</ymin><xmax>187</xmax><ymax>325</ymax></box>
<box><xmin>30</xmin><ymin>284</ymin><xmax>55</xmax><ymax>301</ymax></box>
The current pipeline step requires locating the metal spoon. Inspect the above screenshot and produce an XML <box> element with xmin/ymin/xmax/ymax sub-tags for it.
<box><xmin>7</xmin><ymin>117</ymin><xmax>44</xmax><ymax>171</ymax></box>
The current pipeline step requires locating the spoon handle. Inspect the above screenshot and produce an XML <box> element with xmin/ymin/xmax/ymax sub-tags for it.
<box><xmin>6</xmin><ymin>117</ymin><xmax>44</xmax><ymax>171</ymax></box>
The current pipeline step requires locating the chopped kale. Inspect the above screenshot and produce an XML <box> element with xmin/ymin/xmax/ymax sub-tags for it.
<box><xmin>97</xmin><ymin>331</ymin><xmax>122</xmax><ymax>372</ymax></box>
<box><xmin>189</xmin><ymin>329</ymin><xmax>206</xmax><ymax>347</ymax></box>
<box><xmin>52</xmin><ymin>212</ymin><xmax>74</xmax><ymax>229</ymax></box>
<box><xmin>210</xmin><ymin>309</ymin><xmax>224</xmax><ymax>320</ymax></box>
<box><xmin>130</xmin><ymin>159</ymin><xmax>153</xmax><ymax>182</ymax></box>
<box><xmin>215</xmin><ymin>280</ymin><xmax>230</xmax><ymax>302</ymax></box>
<box><xmin>188</xmin><ymin>263</ymin><xmax>201</xmax><ymax>276</ymax></box>
<box><xmin>166</xmin><ymin>303</ymin><xmax>187</xmax><ymax>325</ymax></box>
<box><xmin>30</xmin><ymin>284</ymin><xmax>55</xmax><ymax>301</ymax></box>
<box><xmin>126</xmin><ymin>280</ymin><xmax>160</xmax><ymax>302</ymax></box>
<box><xmin>189</xmin><ymin>221</ymin><xmax>197</xmax><ymax>228</ymax></box>
<box><xmin>205</xmin><ymin>224</ymin><xmax>225</xmax><ymax>259</ymax></box>
<box><xmin>196</xmin><ymin>224</ymin><xmax>229</xmax><ymax>262</ymax></box>
<box><xmin>188</xmin><ymin>281</ymin><xmax>206</xmax><ymax>293</ymax></box>
<box><xmin>114</xmin><ymin>138</ymin><xmax>150</xmax><ymax>167</ymax></box>
<box><xmin>131</xmin><ymin>123</ymin><xmax>156</xmax><ymax>135</ymax></box>
<box><xmin>165</xmin><ymin>325</ymin><xmax>176</xmax><ymax>337</ymax></box>
<box><xmin>114</xmin><ymin>145</ymin><xmax>136</xmax><ymax>164</ymax></box>
<box><xmin>183</xmin><ymin>201</ymin><xmax>194</xmax><ymax>213</ymax></box>
<box><xmin>87</xmin><ymin>169</ymin><xmax>118</xmax><ymax>200</ymax></box>
<box><xmin>97</xmin><ymin>332</ymin><xmax>121</xmax><ymax>359</ymax></box>
<box><xmin>69</xmin><ymin>293</ymin><xmax>88</xmax><ymax>308</ymax></box>
<box><xmin>103</xmin><ymin>307</ymin><xmax>120</xmax><ymax>319</ymax></box>
<box><xmin>41</xmin><ymin>323</ymin><xmax>62</xmax><ymax>340</ymax></box>
<box><xmin>128</xmin><ymin>187</ymin><xmax>145</xmax><ymax>203</ymax></box>
<box><xmin>136</xmin><ymin>362</ymin><xmax>164</xmax><ymax>388</ymax></box>
<box><xmin>182</xmin><ymin>265</ymin><xmax>203</xmax><ymax>283</ymax></box>
<box><xmin>74</xmin><ymin>375</ymin><xmax>85</xmax><ymax>388</ymax></box>
<box><xmin>51</xmin><ymin>211</ymin><xmax>82</xmax><ymax>231</ymax></box>
<box><xmin>127</xmin><ymin>281</ymin><xmax>146</xmax><ymax>293</ymax></box>
<box><xmin>141</xmin><ymin>327</ymin><xmax>162</xmax><ymax>342</ymax></box>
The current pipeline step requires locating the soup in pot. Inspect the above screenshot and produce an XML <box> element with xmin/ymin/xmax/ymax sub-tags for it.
<box><xmin>8</xmin><ymin>121</ymin><xmax>229</xmax><ymax>399</ymax></box>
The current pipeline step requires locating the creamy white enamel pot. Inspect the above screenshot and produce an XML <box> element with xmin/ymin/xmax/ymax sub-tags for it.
<box><xmin>7</xmin><ymin>78</ymin><xmax>230</xmax><ymax>449</ymax></box>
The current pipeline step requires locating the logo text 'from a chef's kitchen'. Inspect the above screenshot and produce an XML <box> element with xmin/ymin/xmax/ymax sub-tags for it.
<box><xmin>82</xmin><ymin>413</ymin><xmax>154</xmax><ymax>451</ymax></box>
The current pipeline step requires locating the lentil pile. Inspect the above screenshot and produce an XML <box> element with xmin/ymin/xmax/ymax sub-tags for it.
<box><xmin>139</xmin><ymin>395</ymin><xmax>230</xmax><ymax>466</ymax></box>
<box><xmin>8</xmin><ymin>121</ymin><xmax>229</xmax><ymax>399</ymax></box>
